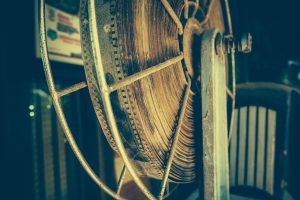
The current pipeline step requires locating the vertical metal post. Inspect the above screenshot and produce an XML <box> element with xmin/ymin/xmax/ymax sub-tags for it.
<box><xmin>201</xmin><ymin>29</ymin><xmax>230</xmax><ymax>200</ymax></box>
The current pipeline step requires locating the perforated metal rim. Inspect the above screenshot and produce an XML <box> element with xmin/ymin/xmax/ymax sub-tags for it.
<box><xmin>39</xmin><ymin>0</ymin><xmax>236</xmax><ymax>199</ymax></box>
<box><xmin>39</xmin><ymin>0</ymin><xmax>124</xmax><ymax>199</ymax></box>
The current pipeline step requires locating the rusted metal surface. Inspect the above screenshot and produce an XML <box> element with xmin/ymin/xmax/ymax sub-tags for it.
<box><xmin>201</xmin><ymin>29</ymin><xmax>230</xmax><ymax>200</ymax></box>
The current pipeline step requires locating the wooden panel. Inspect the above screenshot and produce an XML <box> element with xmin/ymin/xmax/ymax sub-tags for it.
<box><xmin>247</xmin><ymin>106</ymin><xmax>257</xmax><ymax>186</ymax></box>
<box><xmin>230</xmin><ymin>109</ymin><xmax>239</xmax><ymax>186</ymax></box>
<box><xmin>238</xmin><ymin>107</ymin><xmax>247</xmax><ymax>185</ymax></box>
<box><xmin>230</xmin><ymin>106</ymin><xmax>277</xmax><ymax>196</ymax></box>
<box><xmin>256</xmin><ymin>107</ymin><xmax>266</xmax><ymax>189</ymax></box>
<box><xmin>266</xmin><ymin>110</ymin><xmax>276</xmax><ymax>194</ymax></box>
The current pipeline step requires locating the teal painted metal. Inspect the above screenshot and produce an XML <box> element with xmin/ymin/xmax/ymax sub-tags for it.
<box><xmin>201</xmin><ymin>29</ymin><xmax>230</xmax><ymax>200</ymax></box>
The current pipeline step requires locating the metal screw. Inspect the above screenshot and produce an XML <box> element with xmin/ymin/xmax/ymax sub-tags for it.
<box><xmin>215</xmin><ymin>34</ymin><xmax>235</xmax><ymax>55</ymax></box>
<box><xmin>215</xmin><ymin>33</ymin><xmax>252</xmax><ymax>55</ymax></box>
<box><xmin>237</xmin><ymin>33</ymin><xmax>252</xmax><ymax>53</ymax></box>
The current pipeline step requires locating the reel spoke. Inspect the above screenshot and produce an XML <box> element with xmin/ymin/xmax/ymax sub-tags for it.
<box><xmin>163</xmin><ymin>184</ymin><xmax>179</xmax><ymax>199</ymax></box>
<box><xmin>108</xmin><ymin>54</ymin><xmax>184</xmax><ymax>93</ymax></box>
<box><xmin>193</xmin><ymin>0</ymin><xmax>200</xmax><ymax>17</ymax></box>
<box><xmin>200</xmin><ymin>0</ymin><xmax>215</xmax><ymax>25</ymax></box>
<box><xmin>158</xmin><ymin>77</ymin><xmax>192</xmax><ymax>200</ymax></box>
<box><xmin>184</xmin><ymin>0</ymin><xmax>189</xmax><ymax>19</ymax></box>
<box><xmin>226</xmin><ymin>86</ymin><xmax>234</xmax><ymax>99</ymax></box>
<box><xmin>57</xmin><ymin>82</ymin><xmax>88</xmax><ymax>97</ymax></box>
<box><xmin>227</xmin><ymin>57</ymin><xmax>236</xmax><ymax>145</ymax></box>
<box><xmin>184</xmin><ymin>0</ymin><xmax>200</xmax><ymax>19</ymax></box>
<box><xmin>116</xmin><ymin>165</ymin><xmax>127</xmax><ymax>195</ymax></box>
<box><xmin>161</xmin><ymin>0</ymin><xmax>183</xmax><ymax>34</ymax></box>
<box><xmin>39</xmin><ymin>0</ymin><xmax>125</xmax><ymax>199</ymax></box>
<box><xmin>223</xmin><ymin>0</ymin><xmax>236</xmax><ymax>145</ymax></box>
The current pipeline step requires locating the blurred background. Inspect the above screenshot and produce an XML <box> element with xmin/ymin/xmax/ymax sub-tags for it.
<box><xmin>1</xmin><ymin>0</ymin><xmax>300</xmax><ymax>199</ymax></box>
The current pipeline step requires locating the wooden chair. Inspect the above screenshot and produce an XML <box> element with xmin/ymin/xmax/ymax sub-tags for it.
<box><xmin>229</xmin><ymin>82</ymin><xmax>300</xmax><ymax>200</ymax></box>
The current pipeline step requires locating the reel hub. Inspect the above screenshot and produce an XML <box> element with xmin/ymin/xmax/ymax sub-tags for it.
<box><xmin>183</xmin><ymin>18</ymin><xmax>203</xmax><ymax>80</ymax></box>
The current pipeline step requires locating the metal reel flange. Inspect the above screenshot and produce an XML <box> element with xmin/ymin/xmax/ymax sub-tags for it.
<box><xmin>40</xmin><ymin>0</ymin><xmax>190</xmax><ymax>199</ymax></box>
<box><xmin>39</xmin><ymin>0</ymin><xmax>248</xmax><ymax>199</ymax></box>
<box><xmin>39</xmin><ymin>0</ymin><xmax>123</xmax><ymax>199</ymax></box>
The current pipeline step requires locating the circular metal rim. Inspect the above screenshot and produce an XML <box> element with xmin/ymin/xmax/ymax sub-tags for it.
<box><xmin>87</xmin><ymin>0</ymin><xmax>156</xmax><ymax>199</ymax></box>
<box><xmin>40</xmin><ymin>0</ymin><xmax>186</xmax><ymax>199</ymax></box>
<box><xmin>39</xmin><ymin>0</ymin><xmax>125</xmax><ymax>199</ymax></box>
<box><xmin>39</xmin><ymin>0</ymin><xmax>237</xmax><ymax>199</ymax></box>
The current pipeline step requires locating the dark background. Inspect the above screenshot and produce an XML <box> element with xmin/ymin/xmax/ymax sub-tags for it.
<box><xmin>1</xmin><ymin>0</ymin><xmax>300</xmax><ymax>199</ymax></box>
<box><xmin>231</xmin><ymin>0</ymin><xmax>300</xmax><ymax>85</ymax></box>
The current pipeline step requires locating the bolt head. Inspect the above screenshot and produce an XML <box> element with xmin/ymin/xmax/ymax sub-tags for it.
<box><xmin>238</xmin><ymin>33</ymin><xmax>252</xmax><ymax>53</ymax></box>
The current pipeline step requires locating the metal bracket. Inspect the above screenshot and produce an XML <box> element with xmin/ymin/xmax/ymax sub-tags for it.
<box><xmin>201</xmin><ymin>29</ymin><xmax>230</xmax><ymax>200</ymax></box>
